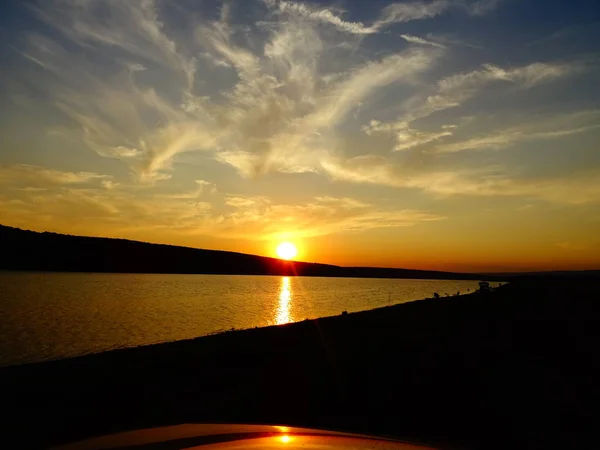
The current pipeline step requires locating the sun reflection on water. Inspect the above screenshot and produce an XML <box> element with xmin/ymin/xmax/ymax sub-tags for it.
<box><xmin>275</xmin><ymin>276</ymin><xmax>293</xmax><ymax>325</ymax></box>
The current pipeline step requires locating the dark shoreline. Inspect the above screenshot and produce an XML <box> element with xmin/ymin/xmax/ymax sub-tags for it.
<box><xmin>0</xmin><ymin>269</ymin><xmax>486</xmax><ymax>282</ymax></box>
<box><xmin>1</xmin><ymin>279</ymin><xmax>598</xmax><ymax>449</ymax></box>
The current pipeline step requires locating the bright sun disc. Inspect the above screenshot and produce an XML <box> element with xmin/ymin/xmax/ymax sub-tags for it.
<box><xmin>276</xmin><ymin>242</ymin><xmax>297</xmax><ymax>260</ymax></box>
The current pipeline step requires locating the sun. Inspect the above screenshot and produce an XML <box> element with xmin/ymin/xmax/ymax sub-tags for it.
<box><xmin>276</xmin><ymin>242</ymin><xmax>297</xmax><ymax>260</ymax></box>
<box><xmin>279</xmin><ymin>435</ymin><xmax>293</xmax><ymax>444</ymax></box>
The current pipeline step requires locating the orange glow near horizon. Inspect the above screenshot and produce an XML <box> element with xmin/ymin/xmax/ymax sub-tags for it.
<box><xmin>279</xmin><ymin>435</ymin><xmax>292</xmax><ymax>444</ymax></box>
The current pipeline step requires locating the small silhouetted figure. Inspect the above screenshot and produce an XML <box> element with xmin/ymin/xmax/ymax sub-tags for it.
<box><xmin>434</xmin><ymin>292</ymin><xmax>440</xmax><ymax>299</ymax></box>
<box><xmin>456</xmin><ymin>291</ymin><xmax>460</xmax><ymax>296</ymax></box>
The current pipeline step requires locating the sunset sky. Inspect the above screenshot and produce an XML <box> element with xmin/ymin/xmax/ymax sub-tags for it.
<box><xmin>1</xmin><ymin>0</ymin><xmax>599</xmax><ymax>272</ymax></box>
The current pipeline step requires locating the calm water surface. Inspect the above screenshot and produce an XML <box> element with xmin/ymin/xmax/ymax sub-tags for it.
<box><xmin>0</xmin><ymin>273</ymin><xmax>482</xmax><ymax>366</ymax></box>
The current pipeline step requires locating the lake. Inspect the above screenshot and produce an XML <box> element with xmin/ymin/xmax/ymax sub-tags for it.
<box><xmin>0</xmin><ymin>272</ymin><xmax>482</xmax><ymax>367</ymax></box>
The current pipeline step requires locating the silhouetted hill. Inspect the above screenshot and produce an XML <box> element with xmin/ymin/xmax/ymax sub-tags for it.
<box><xmin>0</xmin><ymin>224</ymin><xmax>485</xmax><ymax>280</ymax></box>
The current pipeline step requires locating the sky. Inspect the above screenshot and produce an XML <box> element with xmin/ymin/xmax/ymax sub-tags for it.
<box><xmin>1</xmin><ymin>0</ymin><xmax>599</xmax><ymax>272</ymax></box>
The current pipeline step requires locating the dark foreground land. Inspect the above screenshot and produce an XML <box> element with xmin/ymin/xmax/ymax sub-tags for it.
<box><xmin>1</xmin><ymin>279</ymin><xmax>599</xmax><ymax>449</ymax></box>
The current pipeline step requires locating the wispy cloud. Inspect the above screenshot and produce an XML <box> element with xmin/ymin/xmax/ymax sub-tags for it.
<box><xmin>270</xmin><ymin>0</ymin><xmax>453</xmax><ymax>35</ymax></box>
<box><xmin>379</xmin><ymin>1</ymin><xmax>453</xmax><ymax>25</ymax></box>
<box><xmin>0</xmin><ymin>164</ymin><xmax>111</xmax><ymax>187</ymax></box>
<box><xmin>425</xmin><ymin>32</ymin><xmax>482</xmax><ymax>48</ymax></box>
<box><xmin>12</xmin><ymin>0</ymin><xmax>570</xmax><ymax>188</ymax></box>
<box><xmin>365</xmin><ymin>61</ymin><xmax>583</xmax><ymax>152</ymax></box>
<box><xmin>403</xmin><ymin>170</ymin><xmax>600</xmax><ymax>204</ymax></box>
<box><xmin>211</xmin><ymin>43</ymin><xmax>438</xmax><ymax>177</ymax></box>
<box><xmin>467</xmin><ymin>0</ymin><xmax>503</xmax><ymax>16</ymax></box>
<box><xmin>363</xmin><ymin>120</ymin><xmax>454</xmax><ymax>151</ymax></box>
<box><xmin>434</xmin><ymin>110</ymin><xmax>600</xmax><ymax>153</ymax></box>
<box><xmin>321</xmin><ymin>155</ymin><xmax>600</xmax><ymax>204</ymax></box>
<box><xmin>17</xmin><ymin>0</ymin><xmax>445</xmax><ymax>183</ymax></box>
<box><xmin>0</xmin><ymin>163</ymin><xmax>445</xmax><ymax>241</ymax></box>
<box><xmin>272</xmin><ymin>0</ymin><xmax>376</xmax><ymax>35</ymax></box>
<box><xmin>219</xmin><ymin>194</ymin><xmax>444</xmax><ymax>239</ymax></box>
<box><xmin>427</xmin><ymin>62</ymin><xmax>578</xmax><ymax>115</ymax></box>
<box><xmin>269</xmin><ymin>0</ymin><xmax>502</xmax><ymax>35</ymax></box>
<box><xmin>400</xmin><ymin>34</ymin><xmax>446</xmax><ymax>48</ymax></box>
<box><xmin>158</xmin><ymin>180</ymin><xmax>217</xmax><ymax>200</ymax></box>
<box><xmin>0</xmin><ymin>177</ymin><xmax>444</xmax><ymax>240</ymax></box>
<box><xmin>4</xmin><ymin>0</ymin><xmax>599</xmax><ymax>228</ymax></box>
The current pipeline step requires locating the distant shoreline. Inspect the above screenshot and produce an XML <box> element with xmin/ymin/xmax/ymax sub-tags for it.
<box><xmin>3</xmin><ymin>224</ymin><xmax>597</xmax><ymax>279</ymax></box>
<box><xmin>0</xmin><ymin>268</ymin><xmax>488</xmax><ymax>282</ymax></box>
<box><xmin>0</xmin><ymin>224</ymin><xmax>490</xmax><ymax>280</ymax></box>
